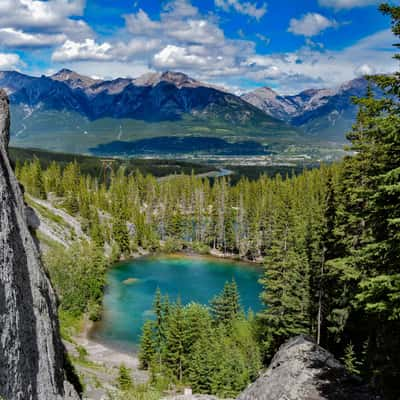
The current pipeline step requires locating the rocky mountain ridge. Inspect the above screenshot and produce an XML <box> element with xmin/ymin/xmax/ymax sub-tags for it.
<box><xmin>0</xmin><ymin>69</ymin><xmax>275</xmax><ymax>124</ymax></box>
<box><xmin>242</xmin><ymin>78</ymin><xmax>370</xmax><ymax>140</ymax></box>
<box><xmin>0</xmin><ymin>67</ymin><xmax>374</xmax><ymax>153</ymax></box>
<box><xmin>1</xmin><ymin>69</ymin><xmax>299</xmax><ymax>154</ymax></box>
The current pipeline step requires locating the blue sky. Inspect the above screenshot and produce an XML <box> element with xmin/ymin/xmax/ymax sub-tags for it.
<box><xmin>0</xmin><ymin>0</ymin><xmax>397</xmax><ymax>93</ymax></box>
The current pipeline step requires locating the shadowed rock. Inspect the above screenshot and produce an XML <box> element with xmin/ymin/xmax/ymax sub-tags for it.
<box><xmin>0</xmin><ymin>89</ymin><xmax>80</xmax><ymax>399</ymax></box>
<box><xmin>237</xmin><ymin>336</ymin><xmax>377</xmax><ymax>400</ymax></box>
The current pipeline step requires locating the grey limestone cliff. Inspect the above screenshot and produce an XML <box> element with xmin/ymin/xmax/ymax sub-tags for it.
<box><xmin>237</xmin><ymin>336</ymin><xmax>376</xmax><ymax>400</ymax></box>
<box><xmin>0</xmin><ymin>89</ymin><xmax>80</xmax><ymax>400</ymax></box>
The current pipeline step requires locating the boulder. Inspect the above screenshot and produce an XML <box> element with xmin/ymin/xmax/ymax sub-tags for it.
<box><xmin>237</xmin><ymin>335</ymin><xmax>377</xmax><ymax>400</ymax></box>
<box><xmin>0</xmin><ymin>89</ymin><xmax>80</xmax><ymax>399</ymax></box>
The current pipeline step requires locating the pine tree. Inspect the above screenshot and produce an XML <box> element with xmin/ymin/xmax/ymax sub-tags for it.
<box><xmin>112</xmin><ymin>213</ymin><xmax>130</xmax><ymax>256</ymax></box>
<box><xmin>44</xmin><ymin>161</ymin><xmax>63</xmax><ymax>195</ymax></box>
<box><xmin>188</xmin><ymin>331</ymin><xmax>214</xmax><ymax>393</ymax></box>
<box><xmin>326</xmin><ymin>5</ymin><xmax>400</xmax><ymax>397</ymax></box>
<box><xmin>164</xmin><ymin>298</ymin><xmax>186</xmax><ymax>382</ymax></box>
<box><xmin>62</xmin><ymin>161</ymin><xmax>80</xmax><ymax>214</ymax></box>
<box><xmin>117</xmin><ymin>364</ymin><xmax>132</xmax><ymax>391</ymax></box>
<box><xmin>30</xmin><ymin>157</ymin><xmax>46</xmax><ymax>199</ymax></box>
<box><xmin>139</xmin><ymin>321</ymin><xmax>156</xmax><ymax>370</ymax></box>
<box><xmin>90</xmin><ymin>209</ymin><xmax>104</xmax><ymax>249</ymax></box>
<box><xmin>210</xmin><ymin>280</ymin><xmax>242</xmax><ymax>325</ymax></box>
<box><xmin>342</xmin><ymin>342</ymin><xmax>361</xmax><ymax>376</ymax></box>
<box><xmin>259</xmin><ymin>189</ymin><xmax>310</xmax><ymax>357</ymax></box>
<box><xmin>153</xmin><ymin>288</ymin><xmax>165</xmax><ymax>369</ymax></box>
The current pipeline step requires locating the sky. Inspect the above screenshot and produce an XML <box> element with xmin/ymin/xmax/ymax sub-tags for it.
<box><xmin>0</xmin><ymin>0</ymin><xmax>398</xmax><ymax>94</ymax></box>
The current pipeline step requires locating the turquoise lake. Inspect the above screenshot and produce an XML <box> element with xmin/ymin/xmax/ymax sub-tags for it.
<box><xmin>90</xmin><ymin>255</ymin><xmax>263</xmax><ymax>350</ymax></box>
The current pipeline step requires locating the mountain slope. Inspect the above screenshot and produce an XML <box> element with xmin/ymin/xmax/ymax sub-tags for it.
<box><xmin>242</xmin><ymin>78</ymin><xmax>370</xmax><ymax>142</ymax></box>
<box><xmin>0</xmin><ymin>69</ymin><xmax>300</xmax><ymax>154</ymax></box>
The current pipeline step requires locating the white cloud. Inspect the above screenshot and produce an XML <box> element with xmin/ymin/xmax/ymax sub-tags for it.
<box><xmin>354</xmin><ymin>63</ymin><xmax>375</xmax><ymax>76</ymax></box>
<box><xmin>318</xmin><ymin>0</ymin><xmax>379</xmax><ymax>10</ymax></box>
<box><xmin>0</xmin><ymin>0</ymin><xmax>85</xmax><ymax>29</ymax></box>
<box><xmin>154</xmin><ymin>45</ymin><xmax>209</xmax><ymax>68</ymax></box>
<box><xmin>0</xmin><ymin>53</ymin><xmax>22</xmax><ymax>69</ymax></box>
<box><xmin>0</xmin><ymin>0</ymin><xmax>91</xmax><ymax>48</ymax></box>
<box><xmin>163</xmin><ymin>0</ymin><xmax>198</xmax><ymax>18</ymax></box>
<box><xmin>66</xmin><ymin>61</ymin><xmax>152</xmax><ymax>80</ymax></box>
<box><xmin>52</xmin><ymin>0</ymin><xmax>255</xmax><ymax>82</ymax></box>
<box><xmin>167</xmin><ymin>19</ymin><xmax>224</xmax><ymax>45</ymax></box>
<box><xmin>244</xmin><ymin>29</ymin><xmax>396</xmax><ymax>93</ymax></box>
<box><xmin>288</xmin><ymin>13</ymin><xmax>338</xmax><ymax>37</ymax></box>
<box><xmin>112</xmin><ymin>39</ymin><xmax>162</xmax><ymax>60</ymax></box>
<box><xmin>0</xmin><ymin>28</ymin><xmax>66</xmax><ymax>48</ymax></box>
<box><xmin>52</xmin><ymin>39</ymin><xmax>113</xmax><ymax>62</ymax></box>
<box><xmin>215</xmin><ymin>0</ymin><xmax>267</xmax><ymax>20</ymax></box>
<box><xmin>44</xmin><ymin>0</ymin><xmax>396</xmax><ymax>94</ymax></box>
<box><xmin>124</xmin><ymin>9</ymin><xmax>161</xmax><ymax>35</ymax></box>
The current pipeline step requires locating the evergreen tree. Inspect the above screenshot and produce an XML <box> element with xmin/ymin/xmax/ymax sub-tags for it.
<box><xmin>164</xmin><ymin>298</ymin><xmax>186</xmax><ymax>382</ymax></box>
<box><xmin>44</xmin><ymin>161</ymin><xmax>63</xmax><ymax>195</ymax></box>
<box><xmin>90</xmin><ymin>209</ymin><xmax>104</xmax><ymax>249</ymax></box>
<box><xmin>259</xmin><ymin>190</ymin><xmax>310</xmax><ymax>357</ymax></box>
<box><xmin>342</xmin><ymin>342</ymin><xmax>361</xmax><ymax>376</ymax></box>
<box><xmin>62</xmin><ymin>161</ymin><xmax>80</xmax><ymax>214</ymax></box>
<box><xmin>153</xmin><ymin>288</ymin><xmax>165</xmax><ymax>368</ymax></box>
<box><xmin>30</xmin><ymin>157</ymin><xmax>46</xmax><ymax>199</ymax></box>
<box><xmin>188</xmin><ymin>331</ymin><xmax>215</xmax><ymax>393</ymax></box>
<box><xmin>326</xmin><ymin>5</ymin><xmax>400</xmax><ymax>397</ymax></box>
<box><xmin>117</xmin><ymin>364</ymin><xmax>132</xmax><ymax>391</ymax></box>
<box><xmin>112</xmin><ymin>213</ymin><xmax>130</xmax><ymax>256</ymax></box>
<box><xmin>139</xmin><ymin>321</ymin><xmax>156</xmax><ymax>370</ymax></box>
<box><xmin>210</xmin><ymin>280</ymin><xmax>242</xmax><ymax>325</ymax></box>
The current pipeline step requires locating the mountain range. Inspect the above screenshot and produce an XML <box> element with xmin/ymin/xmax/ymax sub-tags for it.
<box><xmin>0</xmin><ymin>68</ymin><xmax>369</xmax><ymax>155</ymax></box>
<box><xmin>242</xmin><ymin>77</ymin><xmax>369</xmax><ymax>141</ymax></box>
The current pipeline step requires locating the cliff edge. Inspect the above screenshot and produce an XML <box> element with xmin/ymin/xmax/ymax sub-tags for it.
<box><xmin>0</xmin><ymin>90</ymin><xmax>80</xmax><ymax>399</ymax></box>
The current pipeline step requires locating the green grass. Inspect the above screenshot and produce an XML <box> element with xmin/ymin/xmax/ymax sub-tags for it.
<box><xmin>26</xmin><ymin>196</ymin><xmax>69</xmax><ymax>228</ymax></box>
<box><xmin>36</xmin><ymin>231</ymin><xmax>64</xmax><ymax>252</ymax></box>
<box><xmin>58</xmin><ymin>310</ymin><xmax>84</xmax><ymax>343</ymax></box>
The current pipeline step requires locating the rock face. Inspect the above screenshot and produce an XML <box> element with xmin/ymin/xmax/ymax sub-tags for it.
<box><xmin>237</xmin><ymin>336</ymin><xmax>376</xmax><ymax>400</ymax></box>
<box><xmin>0</xmin><ymin>90</ymin><xmax>80</xmax><ymax>399</ymax></box>
<box><xmin>0</xmin><ymin>69</ymin><xmax>280</xmax><ymax>124</ymax></box>
<box><xmin>242</xmin><ymin>78</ymin><xmax>370</xmax><ymax>141</ymax></box>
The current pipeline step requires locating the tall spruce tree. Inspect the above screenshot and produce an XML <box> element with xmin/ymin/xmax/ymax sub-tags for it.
<box><xmin>326</xmin><ymin>4</ymin><xmax>400</xmax><ymax>397</ymax></box>
<box><xmin>164</xmin><ymin>298</ymin><xmax>186</xmax><ymax>382</ymax></box>
<box><xmin>210</xmin><ymin>280</ymin><xmax>242</xmax><ymax>325</ymax></box>
<box><xmin>259</xmin><ymin>187</ymin><xmax>310</xmax><ymax>357</ymax></box>
<box><xmin>153</xmin><ymin>288</ymin><xmax>165</xmax><ymax>369</ymax></box>
<box><xmin>139</xmin><ymin>321</ymin><xmax>156</xmax><ymax>370</ymax></box>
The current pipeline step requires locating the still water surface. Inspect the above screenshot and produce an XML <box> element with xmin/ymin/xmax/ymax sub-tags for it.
<box><xmin>91</xmin><ymin>255</ymin><xmax>262</xmax><ymax>350</ymax></box>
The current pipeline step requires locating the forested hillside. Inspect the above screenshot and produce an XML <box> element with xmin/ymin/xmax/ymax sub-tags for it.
<box><xmin>12</xmin><ymin>4</ymin><xmax>400</xmax><ymax>399</ymax></box>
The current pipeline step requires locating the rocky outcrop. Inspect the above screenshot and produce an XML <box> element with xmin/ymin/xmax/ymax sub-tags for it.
<box><xmin>0</xmin><ymin>89</ymin><xmax>80</xmax><ymax>399</ymax></box>
<box><xmin>242</xmin><ymin>78</ymin><xmax>370</xmax><ymax>141</ymax></box>
<box><xmin>237</xmin><ymin>336</ymin><xmax>376</xmax><ymax>400</ymax></box>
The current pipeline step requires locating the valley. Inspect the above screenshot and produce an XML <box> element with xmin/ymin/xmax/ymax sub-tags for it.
<box><xmin>1</xmin><ymin>1</ymin><xmax>399</xmax><ymax>400</ymax></box>
<box><xmin>1</xmin><ymin>69</ymin><xmax>362</xmax><ymax>161</ymax></box>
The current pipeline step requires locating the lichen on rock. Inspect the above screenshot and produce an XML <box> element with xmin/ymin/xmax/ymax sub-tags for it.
<box><xmin>0</xmin><ymin>89</ymin><xmax>80</xmax><ymax>400</ymax></box>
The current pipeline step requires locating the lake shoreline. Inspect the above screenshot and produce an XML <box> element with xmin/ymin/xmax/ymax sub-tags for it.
<box><xmin>70</xmin><ymin>317</ymin><xmax>148</xmax><ymax>380</ymax></box>
<box><xmin>93</xmin><ymin>253</ymin><xmax>263</xmax><ymax>351</ymax></box>
<box><xmin>117</xmin><ymin>247</ymin><xmax>264</xmax><ymax>267</ymax></box>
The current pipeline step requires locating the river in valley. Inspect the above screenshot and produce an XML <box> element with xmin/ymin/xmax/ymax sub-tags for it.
<box><xmin>90</xmin><ymin>254</ymin><xmax>262</xmax><ymax>351</ymax></box>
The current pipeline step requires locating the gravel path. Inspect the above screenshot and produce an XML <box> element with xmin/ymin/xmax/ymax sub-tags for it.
<box><xmin>74</xmin><ymin>335</ymin><xmax>148</xmax><ymax>384</ymax></box>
